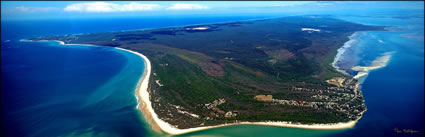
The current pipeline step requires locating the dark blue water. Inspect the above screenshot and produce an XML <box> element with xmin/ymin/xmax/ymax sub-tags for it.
<box><xmin>326</xmin><ymin>16</ymin><xmax>424</xmax><ymax>137</ymax></box>
<box><xmin>174</xmin><ymin>14</ymin><xmax>425</xmax><ymax>137</ymax></box>
<box><xmin>1</xmin><ymin>41</ymin><xmax>148</xmax><ymax>137</ymax></box>
<box><xmin>1</xmin><ymin>16</ymin><xmax>273</xmax><ymax>137</ymax></box>
<box><xmin>1</xmin><ymin>15</ymin><xmax>423</xmax><ymax>137</ymax></box>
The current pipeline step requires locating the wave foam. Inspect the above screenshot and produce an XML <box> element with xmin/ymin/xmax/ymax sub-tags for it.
<box><xmin>332</xmin><ymin>32</ymin><xmax>361</xmax><ymax>75</ymax></box>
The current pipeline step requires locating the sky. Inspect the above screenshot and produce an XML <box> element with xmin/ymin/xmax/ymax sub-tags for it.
<box><xmin>1</xmin><ymin>1</ymin><xmax>424</xmax><ymax>20</ymax></box>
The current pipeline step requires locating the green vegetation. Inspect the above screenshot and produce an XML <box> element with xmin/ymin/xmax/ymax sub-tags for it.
<box><xmin>31</xmin><ymin>16</ymin><xmax>385</xmax><ymax>129</ymax></box>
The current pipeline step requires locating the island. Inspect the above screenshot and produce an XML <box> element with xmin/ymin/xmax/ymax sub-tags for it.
<box><xmin>28</xmin><ymin>16</ymin><xmax>386</xmax><ymax>135</ymax></box>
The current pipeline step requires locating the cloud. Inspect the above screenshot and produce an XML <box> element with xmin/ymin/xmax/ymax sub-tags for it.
<box><xmin>13</xmin><ymin>6</ymin><xmax>57</xmax><ymax>12</ymax></box>
<box><xmin>15</xmin><ymin>6</ymin><xmax>30</xmax><ymax>12</ymax></box>
<box><xmin>166</xmin><ymin>4</ymin><xmax>208</xmax><ymax>10</ymax></box>
<box><xmin>258</xmin><ymin>2</ymin><xmax>316</xmax><ymax>8</ymax></box>
<box><xmin>270</xmin><ymin>4</ymin><xmax>299</xmax><ymax>7</ymax></box>
<box><xmin>315</xmin><ymin>3</ymin><xmax>333</xmax><ymax>6</ymax></box>
<box><xmin>64</xmin><ymin>2</ymin><xmax>160</xmax><ymax>12</ymax></box>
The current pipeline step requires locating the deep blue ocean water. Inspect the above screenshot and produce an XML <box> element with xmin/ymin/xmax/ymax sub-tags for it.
<box><xmin>326</xmin><ymin>16</ymin><xmax>424</xmax><ymax>137</ymax></box>
<box><xmin>2</xmin><ymin>39</ymin><xmax>148</xmax><ymax>137</ymax></box>
<box><xmin>2</xmin><ymin>15</ymin><xmax>424</xmax><ymax>137</ymax></box>
<box><xmin>1</xmin><ymin>16</ymin><xmax>272</xmax><ymax>137</ymax></box>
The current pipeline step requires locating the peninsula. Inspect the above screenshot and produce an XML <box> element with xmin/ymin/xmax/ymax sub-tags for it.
<box><xmin>28</xmin><ymin>16</ymin><xmax>386</xmax><ymax>135</ymax></box>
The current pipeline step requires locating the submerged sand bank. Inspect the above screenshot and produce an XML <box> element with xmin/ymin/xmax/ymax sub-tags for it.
<box><xmin>331</xmin><ymin>32</ymin><xmax>362</xmax><ymax>75</ymax></box>
<box><xmin>351</xmin><ymin>51</ymin><xmax>394</xmax><ymax>80</ymax></box>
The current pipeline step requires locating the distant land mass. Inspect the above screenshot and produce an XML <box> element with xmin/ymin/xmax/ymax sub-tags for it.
<box><xmin>29</xmin><ymin>16</ymin><xmax>386</xmax><ymax>134</ymax></box>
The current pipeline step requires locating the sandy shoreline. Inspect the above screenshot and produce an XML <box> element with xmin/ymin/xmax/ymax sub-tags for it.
<box><xmin>113</xmin><ymin>48</ymin><xmax>364</xmax><ymax>134</ymax></box>
<box><xmin>24</xmin><ymin>39</ymin><xmax>363</xmax><ymax>135</ymax></box>
<box><xmin>331</xmin><ymin>32</ymin><xmax>363</xmax><ymax>76</ymax></box>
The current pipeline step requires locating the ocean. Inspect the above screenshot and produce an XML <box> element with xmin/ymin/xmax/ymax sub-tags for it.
<box><xmin>1</xmin><ymin>15</ymin><xmax>423</xmax><ymax>137</ymax></box>
<box><xmin>326</xmin><ymin>15</ymin><xmax>424</xmax><ymax>137</ymax></box>
<box><xmin>2</xmin><ymin>34</ymin><xmax>147</xmax><ymax>136</ymax></box>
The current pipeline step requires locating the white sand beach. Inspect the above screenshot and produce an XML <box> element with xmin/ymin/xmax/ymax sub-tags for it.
<box><xmin>128</xmin><ymin>47</ymin><xmax>363</xmax><ymax>135</ymax></box>
<box><xmin>27</xmin><ymin>39</ymin><xmax>363</xmax><ymax>135</ymax></box>
<box><xmin>353</xmin><ymin>71</ymin><xmax>369</xmax><ymax>79</ymax></box>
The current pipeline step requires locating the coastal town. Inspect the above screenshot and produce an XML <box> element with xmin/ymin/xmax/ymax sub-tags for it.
<box><xmin>255</xmin><ymin>77</ymin><xmax>366</xmax><ymax>121</ymax></box>
<box><xmin>27</xmin><ymin>16</ymin><xmax>385</xmax><ymax>134</ymax></box>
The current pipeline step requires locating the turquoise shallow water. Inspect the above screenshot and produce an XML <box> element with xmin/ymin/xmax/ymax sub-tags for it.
<box><xmin>325</xmin><ymin>16</ymin><xmax>424</xmax><ymax>137</ymax></box>
<box><xmin>1</xmin><ymin>41</ymin><xmax>147</xmax><ymax>137</ymax></box>
<box><xmin>1</xmin><ymin>15</ymin><xmax>423</xmax><ymax>137</ymax></box>
<box><xmin>145</xmin><ymin>16</ymin><xmax>424</xmax><ymax>137</ymax></box>
<box><xmin>1</xmin><ymin>16</ymin><xmax>272</xmax><ymax>137</ymax></box>
<box><xmin>166</xmin><ymin>16</ymin><xmax>425</xmax><ymax>137</ymax></box>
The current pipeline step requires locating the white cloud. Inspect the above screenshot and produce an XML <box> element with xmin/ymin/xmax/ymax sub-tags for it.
<box><xmin>13</xmin><ymin>6</ymin><xmax>57</xmax><ymax>12</ymax></box>
<box><xmin>15</xmin><ymin>6</ymin><xmax>30</xmax><ymax>12</ymax></box>
<box><xmin>166</xmin><ymin>4</ymin><xmax>208</xmax><ymax>10</ymax></box>
<box><xmin>315</xmin><ymin>3</ymin><xmax>333</xmax><ymax>6</ymax></box>
<box><xmin>64</xmin><ymin>2</ymin><xmax>160</xmax><ymax>12</ymax></box>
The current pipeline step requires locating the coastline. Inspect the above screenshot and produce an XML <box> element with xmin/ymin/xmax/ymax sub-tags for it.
<box><xmin>351</xmin><ymin>51</ymin><xmax>394</xmax><ymax>81</ymax></box>
<box><xmin>24</xmin><ymin>39</ymin><xmax>364</xmax><ymax>135</ymax></box>
<box><xmin>30</xmin><ymin>16</ymin><xmax>284</xmax><ymax>37</ymax></box>
<box><xmin>114</xmin><ymin>44</ymin><xmax>366</xmax><ymax>134</ymax></box>
<box><xmin>111</xmin><ymin>16</ymin><xmax>283</xmax><ymax>33</ymax></box>
<box><xmin>331</xmin><ymin>32</ymin><xmax>362</xmax><ymax>76</ymax></box>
